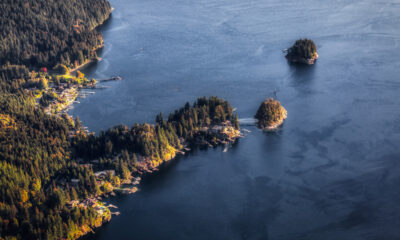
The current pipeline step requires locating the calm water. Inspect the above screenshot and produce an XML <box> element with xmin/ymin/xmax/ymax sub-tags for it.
<box><xmin>73</xmin><ymin>0</ymin><xmax>400</xmax><ymax>239</ymax></box>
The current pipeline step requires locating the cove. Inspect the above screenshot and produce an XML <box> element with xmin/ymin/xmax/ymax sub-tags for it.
<box><xmin>73</xmin><ymin>0</ymin><xmax>400</xmax><ymax>239</ymax></box>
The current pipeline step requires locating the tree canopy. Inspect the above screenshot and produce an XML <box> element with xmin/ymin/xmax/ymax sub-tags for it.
<box><xmin>286</xmin><ymin>38</ymin><xmax>317</xmax><ymax>60</ymax></box>
<box><xmin>0</xmin><ymin>0</ymin><xmax>112</xmax><ymax>68</ymax></box>
<box><xmin>0</xmin><ymin>0</ymin><xmax>113</xmax><ymax>239</ymax></box>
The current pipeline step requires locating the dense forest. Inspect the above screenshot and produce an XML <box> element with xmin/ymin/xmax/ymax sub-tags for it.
<box><xmin>73</xmin><ymin>96</ymin><xmax>240</xmax><ymax>169</ymax></box>
<box><xmin>0</xmin><ymin>0</ymin><xmax>114</xmax><ymax>239</ymax></box>
<box><xmin>254</xmin><ymin>98</ymin><xmax>287</xmax><ymax>129</ymax></box>
<box><xmin>0</xmin><ymin>0</ymin><xmax>112</xmax><ymax>68</ymax></box>
<box><xmin>286</xmin><ymin>38</ymin><xmax>318</xmax><ymax>60</ymax></box>
<box><xmin>0</xmin><ymin>67</ymin><xmax>112</xmax><ymax>240</ymax></box>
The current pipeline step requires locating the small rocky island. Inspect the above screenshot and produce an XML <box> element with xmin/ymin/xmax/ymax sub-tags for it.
<box><xmin>255</xmin><ymin>98</ymin><xmax>287</xmax><ymax>130</ymax></box>
<box><xmin>285</xmin><ymin>38</ymin><xmax>318</xmax><ymax>64</ymax></box>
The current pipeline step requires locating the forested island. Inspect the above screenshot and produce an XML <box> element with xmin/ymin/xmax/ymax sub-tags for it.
<box><xmin>285</xmin><ymin>39</ymin><xmax>318</xmax><ymax>64</ymax></box>
<box><xmin>255</xmin><ymin>98</ymin><xmax>287</xmax><ymax>130</ymax></box>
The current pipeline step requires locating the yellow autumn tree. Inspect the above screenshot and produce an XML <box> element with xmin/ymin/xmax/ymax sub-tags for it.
<box><xmin>76</xmin><ymin>70</ymin><xmax>84</xmax><ymax>79</ymax></box>
<box><xmin>19</xmin><ymin>189</ymin><xmax>29</xmax><ymax>203</ymax></box>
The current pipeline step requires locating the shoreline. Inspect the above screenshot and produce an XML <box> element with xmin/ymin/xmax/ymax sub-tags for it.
<box><xmin>69</xmin><ymin>56</ymin><xmax>101</xmax><ymax>74</ymax></box>
<box><xmin>72</xmin><ymin>4</ymin><xmax>112</xmax><ymax>73</ymax></box>
<box><xmin>48</xmin><ymin>5</ymin><xmax>245</xmax><ymax>239</ymax></box>
<box><xmin>73</xmin><ymin>123</ymin><xmax>242</xmax><ymax>239</ymax></box>
<box><xmin>42</xmin><ymin>28</ymin><xmax>108</xmax><ymax>115</ymax></box>
<box><xmin>260</xmin><ymin>118</ymin><xmax>285</xmax><ymax>131</ymax></box>
<box><xmin>69</xmin><ymin>42</ymin><xmax>105</xmax><ymax>74</ymax></box>
<box><xmin>36</xmin><ymin>7</ymin><xmax>115</xmax><ymax>238</ymax></box>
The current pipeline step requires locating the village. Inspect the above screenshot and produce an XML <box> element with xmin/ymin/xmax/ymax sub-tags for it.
<box><xmin>195</xmin><ymin>120</ymin><xmax>243</xmax><ymax>147</ymax></box>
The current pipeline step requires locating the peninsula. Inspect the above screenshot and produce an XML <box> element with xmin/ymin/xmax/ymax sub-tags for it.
<box><xmin>285</xmin><ymin>39</ymin><xmax>318</xmax><ymax>64</ymax></box>
<box><xmin>73</xmin><ymin>96</ymin><xmax>242</xmax><ymax>173</ymax></box>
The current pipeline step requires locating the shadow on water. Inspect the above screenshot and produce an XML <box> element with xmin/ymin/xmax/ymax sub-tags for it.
<box><xmin>288</xmin><ymin>61</ymin><xmax>317</xmax><ymax>87</ymax></box>
<box><xmin>78</xmin><ymin>60</ymin><xmax>100</xmax><ymax>76</ymax></box>
<box><xmin>76</xmin><ymin>15</ymin><xmax>115</xmax><ymax>76</ymax></box>
<box><xmin>141</xmin><ymin>144</ymin><xmax>224</xmax><ymax>186</ymax></box>
<box><xmin>140</xmin><ymin>154</ymin><xmax>186</xmax><ymax>186</ymax></box>
<box><xmin>262</xmin><ymin>126</ymin><xmax>284</xmax><ymax>153</ymax></box>
<box><xmin>141</xmin><ymin>137</ymin><xmax>246</xmax><ymax>188</ymax></box>
<box><xmin>230</xmin><ymin>138</ymin><xmax>241</xmax><ymax>151</ymax></box>
<box><xmin>97</xmin><ymin>13</ymin><xmax>114</xmax><ymax>33</ymax></box>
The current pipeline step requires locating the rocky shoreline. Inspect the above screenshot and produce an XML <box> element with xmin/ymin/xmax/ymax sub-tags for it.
<box><xmin>286</xmin><ymin>52</ymin><xmax>319</xmax><ymax>65</ymax></box>
<box><xmin>257</xmin><ymin>118</ymin><xmax>285</xmax><ymax>131</ymax></box>
<box><xmin>265</xmin><ymin>120</ymin><xmax>285</xmax><ymax>131</ymax></box>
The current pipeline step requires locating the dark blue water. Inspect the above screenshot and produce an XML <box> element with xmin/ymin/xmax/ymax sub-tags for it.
<box><xmin>73</xmin><ymin>0</ymin><xmax>400</xmax><ymax>239</ymax></box>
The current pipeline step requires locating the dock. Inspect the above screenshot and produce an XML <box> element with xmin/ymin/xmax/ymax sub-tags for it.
<box><xmin>98</xmin><ymin>76</ymin><xmax>122</xmax><ymax>82</ymax></box>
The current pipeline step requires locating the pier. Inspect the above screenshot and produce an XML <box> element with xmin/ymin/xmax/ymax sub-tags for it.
<box><xmin>98</xmin><ymin>76</ymin><xmax>122</xmax><ymax>82</ymax></box>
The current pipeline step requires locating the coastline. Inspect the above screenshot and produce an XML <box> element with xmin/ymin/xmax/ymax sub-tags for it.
<box><xmin>69</xmin><ymin>55</ymin><xmax>102</xmax><ymax>74</ymax></box>
<box><xmin>72</xmin><ymin>123</ymin><xmax>242</xmax><ymax>239</ymax></box>
<box><xmin>72</xmin><ymin>2</ymin><xmax>112</xmax><ymax>73</ymax></box>
<box><xmin>69</xmin><ymin>41</ymin><xmax>105</xmax><ymax>74</ymax></box>
<box><xmin>44</xmin><ymin>5</ymin><xmax>244</xmax><ymax>239</ymax></box>
<box><xmin>42</xmin><ymin>15</ymin><xmax>110</xmax><ymax>115</ymax></box>
<box><xmin>259</xmin><ymin>118</ymin><xmax>285</xmax><ymax>131</ymax></box>
<box><xmin>39</xmin><ymin>6</ymin><xmax>116</xmax><ymax>239</ymax></box>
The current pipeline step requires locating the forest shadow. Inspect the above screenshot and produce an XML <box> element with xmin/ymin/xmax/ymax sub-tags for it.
<box><xmin>288</xmin><ymin>61</ymin><xmax>317</xmax><ymax>86</ymax></box>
